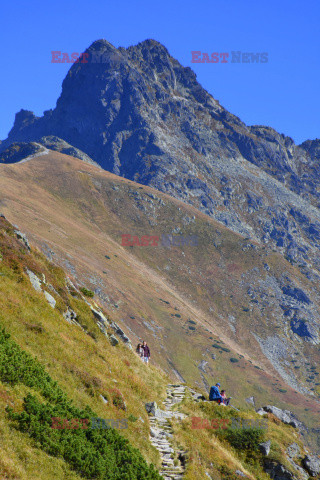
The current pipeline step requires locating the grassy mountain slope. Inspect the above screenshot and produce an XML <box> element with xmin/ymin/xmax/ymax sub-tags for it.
<box><xmin>0</xmin><ymin>215</ymin><xmax>317</xmax><ymax>480</ymax></box>
<box><xmin>0</xmin><ymin>215</ymin><xmax>167</xmax><ymax>478</ymax></box>
<box><xmin>0</xmin><ymin>152</ymin><xmax>319</xmax><ymax>453</ymax></box>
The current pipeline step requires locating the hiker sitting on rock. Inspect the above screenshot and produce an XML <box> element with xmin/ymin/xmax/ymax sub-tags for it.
<box><xmin>209</xmin><ymin>382</ymin><xmax>223</xmax><ymax>404</ymax></box>
<box><xmin>221</xmin><ymin>389</ymin><xmax>231</xmax><ymax>406</ymax></box>
<box><xmin>142</xmin><ymin>341</ymin><xmax>150</xmax><ymax>364</ymax></box>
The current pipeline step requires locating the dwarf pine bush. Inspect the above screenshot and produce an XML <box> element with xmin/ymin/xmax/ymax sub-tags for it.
<box><xmin>80</xmin><ymin>287</ymin><xmax>94</xmax><ymax>297</ymax></box>
<box><xmin>0</xmin><ymin>327</ymin><xmax>162</xmax><ymax>480</ymax></box>
<box><xmin>225</xmin><ymin>427</ymin><xmax>265</xmax><ymax>452</ymax></box>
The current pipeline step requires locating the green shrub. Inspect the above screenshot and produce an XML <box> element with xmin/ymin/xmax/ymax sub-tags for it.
<box><xmin>128</xmin><ymin>414</ymin><xmax>138</xmax><ymax>422</ymax></box>
<box><xmin>80</xmin><ymin>287</ymin><xmax>94</xmax><ymax>297</ymax></box>
<box><xmin>225</xmin><ymin>427</ymin><xmax>265</xmax><ymax>452</ymax></box>
<box><xmin>230</xmin><ymin>358</ymin><xmax>239</xmax><ymax>363</ymax></box>
<box><xmin>110</xmin><ymin>388</ymin><xmax>126</xmax><ymax>410</ymax></box>
<box><xmin>0</xmin><ymin>326</ymin><xmax>161</xmax><ymax>480</ymax></box>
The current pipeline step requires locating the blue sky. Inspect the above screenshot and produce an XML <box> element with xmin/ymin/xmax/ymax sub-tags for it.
<box><xmin>1</xmin><ymin>0</ymin><xmax>319</xmax><ymax>144</ymax></box>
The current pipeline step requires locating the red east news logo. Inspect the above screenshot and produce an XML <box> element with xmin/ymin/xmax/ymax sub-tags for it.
<box><xmin>51</xmin><ymin>51</ymin><xmax>90</xmax><ymax>63</ymax></box>
<box><xmin>191</xmin><ymin>51</ymin><xmax>268</xmax><ymax>63</ymax></box>
<box><xmin>51</xmin><ymin>51</ymin><xmax>121</xmax><ymax>64</ymax></box>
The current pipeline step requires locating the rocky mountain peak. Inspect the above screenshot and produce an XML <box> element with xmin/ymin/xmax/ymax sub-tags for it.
<box><xmin>1</xmin><ymin>38</ymin><xmax>320</xmax><ymax>287</ymax></box>
<box><xmin>89</xmin><ymin>38</ymin><xmax>116</xmax><ymax>51</ymax></box>
<box><xmin>11</xmin><ymin>109</ymin><xmax>37</xmax><ymax>132</ymax></box>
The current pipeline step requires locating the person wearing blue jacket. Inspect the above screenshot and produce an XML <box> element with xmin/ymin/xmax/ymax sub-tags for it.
<box><xmin>209</xmin><ymin>383</ymin><xmax>223</xmax><ymax>404</ymax></box>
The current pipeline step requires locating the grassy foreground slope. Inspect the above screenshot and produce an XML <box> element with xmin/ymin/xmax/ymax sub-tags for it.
<box><xmin>0</xmin><ymin>152</ymin><xmax>319</xmax><ymax>451</ymax></box>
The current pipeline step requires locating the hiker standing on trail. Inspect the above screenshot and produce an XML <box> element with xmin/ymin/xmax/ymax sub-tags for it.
<box><xmin>142</xmin><ymin>341</ymin><xmax>150</xmax><ymax>364</ymax></box>
<box><xmin>136</xmin><ymin>342</ymin><xmax>144</xmax><ymax>358</ymax></box>
<box><xmin>209</xmin><ymin>383</ymin><xmax>223</xmax><ymax>404</ymax></box>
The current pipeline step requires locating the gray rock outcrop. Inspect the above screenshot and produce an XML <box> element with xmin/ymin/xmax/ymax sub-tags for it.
<box><xmin>259</xmin><ymin>440</ymin><xmax>271</xmax><ymax>456</ymax></box>
<box><xmin>26</xmin><ymin>269</ymin><xmax>42</xmax><ymax>292</ymax></box>
<box><xmin>14</xmin><ymin>230</ymin><xmax>30</xmax><ymax>251</ymax></box>
<box><xmin>302</xmin><ymin>455</ymin><xmax>320</xmax><ymax>476</ymax></box>
<box><xmin>43</xmin><ymin>291</ymin><xmax>56</xmax><ymax>308</ymax></box>
<box><xmin>264</xmin><ymin>461</ymin><xmax>296</xmax><ymax>480</ymax></box>
<box><xmin>109</xmin><ymin>334</ymin><xmax>119</xmax><ymax>346</ymax></box>
<box><xmin>286</xmin><ymin>443</ymin><xmax>300</xmax><ymax>459</ymax></box>
<box><xmin>258</xmin><ymin>406</ymin><xmax>303</xmax><ymax>429</ymax></box>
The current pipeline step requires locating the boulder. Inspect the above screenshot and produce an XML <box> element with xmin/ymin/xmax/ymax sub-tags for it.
<box><xmin>63</xmin><ymin>308</ymin><xmax>79</xmax><ymax>326</ymax></box>
<box><xmin>302</xmin><ymin>455</ymin><xmax>320</xmax><ymax>476</ymax></box>
<box><xmin>110</xmin><ymin>321</ymin><xmax>132</xmax><ymax>346</ymax></box>
<box><xmin>264</xmin><ymin>460</ymin><xmax>295</xmax><ymax>480</ymax></box>
<box><xmin>260</xmin><ymin>406</ymin><xmax>302</xmax><ymax>429</ymax></box>
<box><xmin>150</xmin><ymin>427</ymin><xmax>161</xmax><ymax>438</ymax></box>
<box><xmin>26</xmin><ymin>269</ymin><xmax>42</xmax><ymax>292</ymax></box>
<box><xmin>145</xmin><ymin>402</ymin><xmax>158</xmax><ymax>416</ymax></box>
<box><xmin>198</xmin><ymin>360</ymin><xmax>208</xmax><ymax>373</ymax></box>
<box><xmin>286</xmin><ymin>443</ymin><xmax>300</xmax><ymax>459</ymax></box>
<box><xmin>235</xmin><ymin>470</ymin><xmax>247</xmax><ymax>477</ymax></box>
<box><xmin>259</xmin><ymin>440</ymin><xmax>271</xmax><ymax>456</ymax></box>
<box><xmin>44</xmin><ymin>291</ymin><xmax>56</xmax><ymax>308</ymax></box>
<box><xmin>263</xmin><ymin>406</ymin><xmax>291</xmax><ymax>423</ymax></box>
<box><xmin>109</xmin><ymin>335</ymin><xmax>119</xmax><ymax>346</ymax></box>
<box><xmin>14</xmin><ymin>229</ymin><xmax>30</xmax><ymax>251</ymax></box>
<box><xmin>256</xmin><ymin>408</ymin><xmax>267</xmax><ymax>416</ymax></box>
<box><xmin>91</xmin><ymin>307</ymin><xmax>108</xmax><ymax>325</ymax></box>
<box><xmin>100</xmin><ymin>394</ymin><xmax>108</xmax><ymax>404</ymax></box>
<box><xmin>245</xmin><ymin>396</ymin><xmax>255</xmax><ymax>407</ymax></box>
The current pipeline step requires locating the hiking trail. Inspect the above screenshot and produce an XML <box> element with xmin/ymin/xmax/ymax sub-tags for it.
<box><xmin>148</xmin><ymin>384</ymin><xmax>189</xmax><ymax>479</ymax></box>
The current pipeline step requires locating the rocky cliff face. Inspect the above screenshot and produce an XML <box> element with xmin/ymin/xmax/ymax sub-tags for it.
<box><xmin>1</xmin><ymin>39</ymin><xmax>320</xmax><ymax>330</ymax></box>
